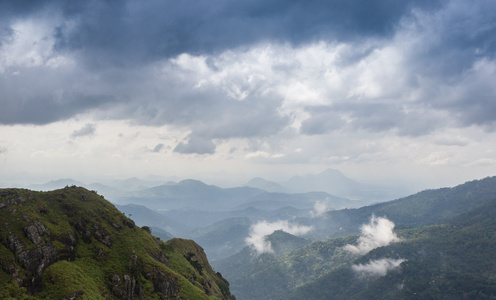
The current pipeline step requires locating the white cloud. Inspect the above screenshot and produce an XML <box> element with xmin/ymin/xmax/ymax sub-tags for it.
<box><xmin>344</xmin><ymin>215</ymin><xmax>400</xmax><ymax>255</ymax></box>
<box><xmin>1</xmin><ymin>1</ymin><xmax>496</xmax><ymax>188</ymax></box>
<box><xmin>352</xmin><ymin>258</ymin><xmax>406</xmax><ymax>277</ymax></box>
<box><xmin>245</xmin><ymin>220</ymin><xmax>313</xmax><ymax>254</ymax></box>
<box><xmin>310</xmin><ymin>200</ymin><xmax>328</xmax><ymax>218</ymax></box>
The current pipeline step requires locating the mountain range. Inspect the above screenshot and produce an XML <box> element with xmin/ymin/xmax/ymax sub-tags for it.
<box><xmin>7</xmin><ymin>171</ymin><xmax>496</xmax><ymax>299</ymax></box>
<box><xmin>212</xmin><ymin>176</ymin><xmax>496</xmax><ymax>299</ymax></box>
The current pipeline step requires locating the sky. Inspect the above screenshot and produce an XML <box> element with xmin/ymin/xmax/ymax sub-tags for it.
<box><xmin>1</xmin><ymin>0</ymin><xmax>496</xmax><ymax>190</ymax></box>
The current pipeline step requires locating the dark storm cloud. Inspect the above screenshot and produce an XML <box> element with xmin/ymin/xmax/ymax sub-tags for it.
<box><xmin>107</xmin><ymin>77</ymin><xmax>291</xmax><ymax>140</ymax></box>
<box><xmin>0</xmin><ymin>68</ymin><xmax>117</xmax><ymax>125</ymax></box>
<box><xmin>2</xmin><ymin>0</ymin><xmax>496</xmax><ymax>149</ymax></box>
<box><xmin>301</xmin><ymin>102</ymin><xmax>441</xmax><ymax>137</ymax></box>
<box><xmin>5</xmin><ymin>0</ymin><xmax>441</xmax><ymax>67</ymax></box>
<box><xmin>408</xmin><ymin>0</ymin><xmax>496</xmax><ymax>78</ymax></box>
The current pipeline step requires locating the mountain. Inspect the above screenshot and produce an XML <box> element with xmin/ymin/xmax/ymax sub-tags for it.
<box><xmin>157</xmin><ymin>208</ymin><xmax>310</xmax><ymax>260</ymax></box>
<box><xmin>149</xmin><ymin>226</ymin><xmax>174</xmax><ymax>242</ymax></box>
<box><xmin>115</xmin><ymin>178</ymin><xmax>362</xmax><ymax>212</ymax></box>
<box><xmin>0</xmin><ymin>187</ymin><xmax>234</xmax><ymax>299</ymax></box>
<box><xmin>160</xmin><ymin>206</ymin><xmax>309</xmax><ymax>234</ymax></box>
<box><xmin>108</xmin><ymin>177</ymin><xmax>169</xmax><ymax>191</ymax></box>
<box><xmin>114</xmin><ymin>203</ymin><xmax>184</xmax><ymax>236</ymax></box>
<box><xmin>27</xmin><ymin>179</ymin><xmax>86</xmax><ymax>191</ymax></box>
<box><xmin>213</xmin><ymin>233</ymin><xmax>355</xmax><ymax>300</ymax></box>
<box><xmin>289</xmin><ymin>197</ymin><xmax>496</xmax><ymax>299</ymax></box>
<box><xmin>192</xmin><ymin>218</ymin><xmax>252</xmax><ymax>261</ymax></box>
<box><xmin>214</xmin><ymin>176</ymin><xmax>496</xmax><ymax>299</ymax></box>
<box><xmin>244</xmin><ymin>177</ymin><xmax>289</xmax><ymax>193</ymax></box>
<box><xmin>235</xmin><ymin>191</ymin><xmax>366</xmax><ymax>211</ymax></box>
<box><xmin>281</xmin><ymin>168</ymin><xmax>406</xmax><ymax>202</ymax></box>
<box><xmin>116</xmin><ymin>179</ymin><xmax>266</xmax><ymax>211</ymax></box>
<box><xmin>285</xmin><ymin>168</ymin><xmax>361</xmax><ymax>193</ymax></box>
<box><xmin>305</xmin><ymin>176</ymin><xmax>496</xmax><ymax>239</ymax></box>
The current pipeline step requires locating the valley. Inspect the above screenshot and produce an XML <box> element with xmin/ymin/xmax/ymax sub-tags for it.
<box><xmin>5</xmin><ymin>170</ymin><xmax>496</xmax><ymax>299</ymax></box>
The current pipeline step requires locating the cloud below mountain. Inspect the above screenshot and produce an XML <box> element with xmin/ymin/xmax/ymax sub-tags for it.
<box><xmin>344</xmin><ymin>215</ymin><xmax>400</xmax><ymax>255</ymax></box>
<box><xmin>352</xmin><ymin>258</ymin><xmax>406</xmax><ymax>277</ymax></box>
<box><xmin>245</xmin><ymin>220</ymin><xmax>313</xmax><ymax>254</ymax></box>
<box><xmin>310</xmin><ymin>200</ymin><xmax>328</xmax><ymax>218</ymax></box>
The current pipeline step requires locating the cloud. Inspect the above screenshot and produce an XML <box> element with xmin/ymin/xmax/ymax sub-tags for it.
<box><xmin>152</xmin><ymin>143</ymin><xmax>165</xmax><ymax>153</ymax></box>
<box><xmin>7</xmin><ymin>0</ymin><xmax>440</xmax><ymax>67</ymax></box>
<box><xmin>245</xmin><ymin>220</ymin><xmax>313</xmax><ymax>254</ymax></box>
<box><xmin>70</xmin><ymin>123</ymin><xmax>95</xmax><ymax>138</ymax></box>
<box><xmin>352</xmin><ymin>258</ymin><xmax>406</xmax><ymax>277</ymax></box>
<box><xmin>310</xmin><ymin>200</ymin><xmax>328</xmax><ymax>218</ymax></box>
<box><xmin>173</xmin><ymin>135</ymin><xmax>216</xmax><ymax>155</ymax></box>
<box><xmin>344</xmin><ymin>215</ymin><xmax>400</xmax><ymax>255</ymax></box>
<box><xmin>0</xmin><ymin>146</ymin><xmax>7</xmax><ymax>164</ymax></box>
<box><xmin>0</xmin><ymin>0</ymin><xmax>495</xmax><ymax>176</ymax></box>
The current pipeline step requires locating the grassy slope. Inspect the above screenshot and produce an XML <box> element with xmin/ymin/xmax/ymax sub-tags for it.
<box><xmin>0</xmin><ymin>187</ymin><xmax>233</xmax><ymax>299</ymax></box>
<box><xmin>319</xmin><ymin>176</ymin><xmax>496</xmax><ymax>238</ymax></box>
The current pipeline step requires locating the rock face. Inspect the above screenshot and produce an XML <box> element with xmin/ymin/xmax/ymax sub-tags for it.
<box><xmin>0</xmin><ymin>186</ymin><xmax>235</xmax><ymax>299</ymax></box>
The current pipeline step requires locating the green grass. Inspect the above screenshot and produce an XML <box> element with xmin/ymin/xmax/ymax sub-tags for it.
<box><xmin>0</xmin><ymin>187</ymin><xmax>234</xmax><ymax>299</ymax></box>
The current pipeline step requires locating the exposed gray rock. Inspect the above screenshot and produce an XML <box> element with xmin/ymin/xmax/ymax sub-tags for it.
<box><xmin>112</xmin><ymin>274</ymin><xmax>139</xmax><ymax>300</ymax></box>
<box><xmin>123</xmin><ymin>219</ymin><xmax>135</xmax><ymax>229</ymax></box>
<box><xmin>24</xmin><ymin>225</ymin><xmax>42</xmax><ymax>244</ymax></box>
<box><xmin>123</xmin><ymin>274</ymin><xmax>136</xmax><ymax>300</ymax></box>
<box><xmin>18</xmin><ymin>243</ymin><xmax>57</xmax><ymax>276</ymax></box>
<box><xmin>112</xmin><ymin>275</ymin><xmax>122</xmax><ymax>297</ymax></box>
<box><xmin>64</xmin><ymin>291</ymin><xmax>84</xmax><ymax>300</ymax></box>
<box><xmin>112</xmin><ymin>223</ymin><xmax>122</xmax><ymax>230</ymax></box>
<box><xmin>23</xmin><ymin>221</ymin><xmax>50</xmax><ymax>245</ymax></box>
<box><xmin>8</xmin><ymin>233</ymin><xmax>25</xmax><ymax>255</ymax></box>
<box><xmin>94</xmin><ymin>229</ymin><xmax>112</xmax><ymax>247</ymax></box>
<box><xmin>149</xmin><ymin>269</ymin><xmax>180</xmax><ymax>297</ymax></box>
<box><xmin>112</xmin><ymin>274</ymin><xmax>120</xmax><ymax>285</ymax></box>
<box><xmin>34</xmin><ymin>221</ymin><xmax>50</xmax><ymax>236</ymax></box>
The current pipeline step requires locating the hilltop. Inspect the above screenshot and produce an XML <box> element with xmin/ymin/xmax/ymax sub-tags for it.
<box><xmin>0</xmin><ymin>186</ymin><xmax>234</xmax><ymax>299</ymax></box>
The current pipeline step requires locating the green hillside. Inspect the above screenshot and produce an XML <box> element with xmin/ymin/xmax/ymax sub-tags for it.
<box><xmin>0</xmin><ymin>186</ymin><xmax>235</xmax><ymax>299</ymax></box>
<box><xmin>312</xmin><ymin>176</ymin><xmax>496</xmax><ymax>238</ymax></box>
<box><xmin>290</xmin><ymin>198</ymin><xmax>496</xmax><ymax>299</ymax></box>
<box><xmin>213</xmin><ymin>232</ymin><xmax>355</xmax><ymax>300</ymax></box>
<box><xmin>214</xmin><ymin>177</ymin><xmax>496</xmax><ymax>299</ymax></box>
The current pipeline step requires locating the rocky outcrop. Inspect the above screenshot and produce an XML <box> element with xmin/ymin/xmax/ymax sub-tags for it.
<box><xmin>146</xmin><ymin>269</ymin><xmax>180</xmax><ymax>296</ymax></box>
<box><xmin>23</xmin><ymin>221</ymin><xmax>50</xmax><ymax>245</ymax></box>
<box><xmin>8</xmin><ymin>233</ymin><xmax>25</xmax><ymax>255</ymax></box>
<box><xmin>73</xmin><ymin>218</ymin><xmax>113</xmax><ymax>246</ymax></box>
<box><xmin>111</xmin><ymin>274</ymin><xmax>146</xmax><ymax>300</ymax></box>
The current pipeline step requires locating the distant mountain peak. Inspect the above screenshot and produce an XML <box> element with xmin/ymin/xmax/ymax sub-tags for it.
<box><xmin>245</xmin><ymin>177</ymin><xmax>288</xmax><ymax>193</ymax></box>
